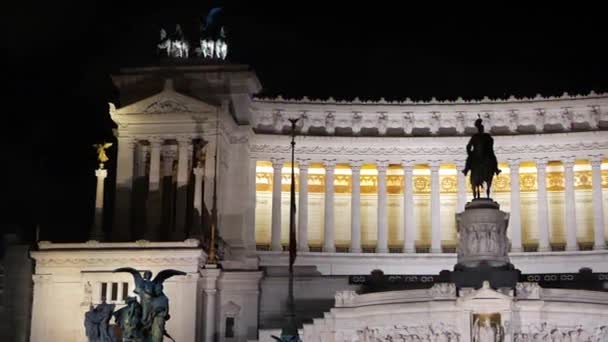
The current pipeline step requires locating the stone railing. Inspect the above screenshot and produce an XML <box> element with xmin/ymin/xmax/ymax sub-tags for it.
<box><xmin>252</xmin><ymin>92</ymin><xmax>608</xmax><ymax>136</ymax></box>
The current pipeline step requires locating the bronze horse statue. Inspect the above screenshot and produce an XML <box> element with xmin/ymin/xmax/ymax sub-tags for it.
<box><xmin>462</xmin><ymin>118</ymin><xmax>501</xmax><ymax>199</ymax></box>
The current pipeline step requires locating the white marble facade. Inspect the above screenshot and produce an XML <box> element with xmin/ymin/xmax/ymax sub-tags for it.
<box><xmin>255</xmin><ymin>281</ymin><xmax>608</xmax><ymax>342</ymax></box>
<box><xmin>27</xmin><ymin>65</ymin><xmax>608</xmax><ymax>342</ymax></box>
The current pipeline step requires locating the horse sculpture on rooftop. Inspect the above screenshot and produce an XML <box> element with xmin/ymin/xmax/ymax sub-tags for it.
<box><xmin>462</xmin><ymin>117</ymin><xmax>502</xmax><ymax>199</ymax></box>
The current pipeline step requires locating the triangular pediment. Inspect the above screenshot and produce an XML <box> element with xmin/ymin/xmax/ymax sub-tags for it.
<box><xmin>115</xmin><ymin>80</ymin><xmax>218</xmax><ymax>115</ymax></box>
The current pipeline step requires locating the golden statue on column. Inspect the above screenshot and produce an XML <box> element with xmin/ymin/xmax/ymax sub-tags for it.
<box><xmin>93</xmin><ymin>143</ymin><xmax>113</xmax><ymax>168</ymax></box>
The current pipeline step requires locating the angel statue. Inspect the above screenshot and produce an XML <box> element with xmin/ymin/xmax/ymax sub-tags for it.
<box><xmin>94</xmin><ymin>143</ymin><xmax>113</xmax><ymax>167</ymax></box>
<box><xmin>113</xmin><ymin>267</ymin><xmax>186</xmax><ymax>342</ymax></box>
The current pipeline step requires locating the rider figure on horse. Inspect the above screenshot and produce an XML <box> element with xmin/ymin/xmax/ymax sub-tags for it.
<box><xmin>462</xmin><ymin>117</ymin><xmax>501</xmax><ymax>199</ymax></box>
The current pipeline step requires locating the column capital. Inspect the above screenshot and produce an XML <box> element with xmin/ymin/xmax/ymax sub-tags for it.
<box><xmin>323</xmin><ymin>159</ymin><xmax>337</xmax><ymax>171</ymax></box>
<box><xmin>589</xmin><ymin>154</ymin><xmax>604</xmax><ymax>168</ymax></box>
<box><xmin>428</xmin><ymin>160</ymin><xmax>442</xmax><ymax>170</ymax></box>
<box><xmin>193</xmin><ymin>167</ymin><xmax>205</xmax><ymax>177</ymax></box>
<box><xmin>453</xmin><ymin>159</ymin><xmax>466</xmax><ymax>170</ymax></box>
<box><xmin>401</xmin><ymin>160</ymin><xmax>416</xmax><ymax>170</ymax></box>
<box><xmin>297</xmin><ymin>158</ymin><xmax>311</xmax><ymax>169</ymax></box>
<box><xmin>176</xmin><ymin>136</ymin><xmax>192</xmax><ymax>146</ymax></box>
<box><xmin>507</xmin><ymin>157</ymin><xmax>522</xmax><ymax>169</ymax></box>
<box><xmin>562</xmin><ymin>155</ymin><xmax>576</xmax><ymax>168</ymax></box>
<box><xmin>118</xmin><ymin>137</ymin><xmax>137</xmax><ymax>150</ymax></box>
<box><xmin>148</xmin><ymin>136</ymin><xmax>164</xmax><ymax>146</ymax></box>
<box><xmin>95</xmin><ymin>169</ymin><xmax>108</xmax><ymax>178</ymax></box>
<box><xmin>270</xmin><ymin>158</ymin><xmax>284</xmax><ymax>170</ymax></box>
<box><xmin>349</xmin><ymin>160</ymin><xmax>364</xmax><ymax>171</ymax></box>
<box><xmin>534</xmin><ymin>157</ymin><xmax>549</xmax><ymax>169</ymax></box>
<box><xmin>376</xmin><ymin>160</ymin><xmax>390</xmax><ymax>172</ymax></box>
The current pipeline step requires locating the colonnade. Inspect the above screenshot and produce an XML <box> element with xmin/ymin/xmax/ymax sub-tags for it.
<box><xmin>113</xmin><ymin>136</ymin><xmax>209</xmax><ymax>241</ymax></box>
<box><xmin>260</xmin><ymin>155</ymin><xmax>607</xmax><ymax>253</ymax></box>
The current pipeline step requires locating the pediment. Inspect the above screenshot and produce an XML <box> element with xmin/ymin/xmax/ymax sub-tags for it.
<box><xmin>115</xmin><ymin>81</ymin><xmax>218</xmax><ymax>115</ymax></box>
<box><xmin>461</xmin><ymin>281</ymin><xmax>512</xmax><ymax>301</ymax></box>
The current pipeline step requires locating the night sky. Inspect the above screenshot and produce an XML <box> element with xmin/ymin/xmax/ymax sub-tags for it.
<box><xmin>3</xmin><ymin>2</ymin><xmax>607</xmax><ymax>242</ymax></box>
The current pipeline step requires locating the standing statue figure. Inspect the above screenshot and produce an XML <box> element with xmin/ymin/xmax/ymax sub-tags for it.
<box><xmin>473</xmin><ymin>317</ymin><xmax>501</xmax><ymax>342</ymax></box>
<box><xmin>462</xmin><ymin>117</ymin><xmax>501</xmax><ymax>199</ymax></box>
<box><xmin>84</xmin><ymin>298</ymin><xmax>117</xmax><ymax>342</ymax></box>
<box><xmin>114</xmin><ymin>268</ymin><xmax>187</xmax><ymax>342</ymax></box>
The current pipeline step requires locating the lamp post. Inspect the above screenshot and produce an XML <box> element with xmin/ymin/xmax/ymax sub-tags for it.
<box><xmin>273</xmin><ymin>118</ymin><xmax>300</xmax><ymax>342</ymax></box>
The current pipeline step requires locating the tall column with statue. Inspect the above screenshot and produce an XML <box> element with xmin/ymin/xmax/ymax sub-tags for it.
<box><xmin>90</xmin><ymin>143</ymin><xmax>112</xmax><ymax>241</ymax></box>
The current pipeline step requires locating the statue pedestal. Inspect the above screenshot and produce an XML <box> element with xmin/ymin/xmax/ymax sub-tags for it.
<box><xmin>449</xmin><ymin>198</ymin><xmax>520</xmax><ymax>289</ymax></box>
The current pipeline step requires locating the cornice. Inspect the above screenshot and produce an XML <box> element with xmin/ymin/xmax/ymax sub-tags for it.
<box><xmin>251</xmin><ymin>94</ymin><xmax>608</xmax><ymax>137</ymax></box>
<box><xmin>254</xmin><ymin>91</ymin><xmax>608</xmax><ymax>106</ymax></box>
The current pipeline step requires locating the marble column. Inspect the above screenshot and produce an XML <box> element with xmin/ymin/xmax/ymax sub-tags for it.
<box><xmin>402</xmin><ymin>160</ymin><xmax>416</xmax><ymax>253</ymax></box>
<box><xmin>323</xmin><ymin>159</ymin><xmax>336</xmax><ymax>252</ymax></box>
<box><xmin>350</xmin><ymin>160</ymin><xmax>363</xmax><ymax>253</ymax></box>
<box><xmin>174</xmin><ymin>137</ymin><xmax>191</xmax><ymax>240</ymax></box>
<box><xmin>563</xmin><ymin>156</ymin><xmax>579</xmax><ymax>251</ymax></box>
<box><xmin>145</xmin><ymin>137</ymin><xmax>163</xmax><ymax>240</ymax></box>
<box><xmin>271</xmin><ymin>158</ymin><xmax>284</xmax><ymax>251</ymax></box>
<box><xmin>377</xmin><ymin>161</ymin><xmax>389</xmax><ymax>253</ymax></box>
<box><xmin>192</xmin><ymin>166</ymin><xmax>205</xmax><ymax>238</ymax></box>
<box><xmin>508</xmin><ymin>158</ymin><xmax>523</xmax><ymax>252</ymax></box>
<box><xmin>90</xmin><ymin>168</ymin><xmax>108</xmax><ymax>241</ymax></box>
<box><xmin>590</xmin><ymin>155</ymin><xmax>606</xmax><ymax>250</ymax></box>
<box><xmin>535</xmin><ymin>157</ymin><xmax>551</xmax><ymax>252</ymax></box>
<box><xmin>200</xmin><ymin>265</ymin><xmax>221</xmax><ymax>342</ymax></box>
<box><xmin>455</xmin><ymin>159</ymin><xmax>467</xmax><ymax>212</ymax></box>
<box><xmin>113</xmin><ymin>137</ymin><xmax>136</xmax><ymax>241</ymax></box>
<box><xmin>246</xmin><ymin>157</ymin><xmax>257</xmax><ymax>251</ymax></box>
<box><xmin>429</xmin><ymin>161</ymin><xmax>442</xmax><ymax>253</ymax></box>
<box><xmin>298</xmin><ymin>159</ymin><xmax>310</xmax><ymax>252</ymax></box>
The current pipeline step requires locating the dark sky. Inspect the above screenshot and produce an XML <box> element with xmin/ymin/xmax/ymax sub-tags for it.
<box><xmin>3</xmin><ymin>2</ymin><xmax>607</xmax><ymax>241</ymax></box>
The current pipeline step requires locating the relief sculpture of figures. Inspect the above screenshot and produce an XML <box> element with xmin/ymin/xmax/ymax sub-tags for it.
<box><xmin>462</xmin><ymin>117</ymin><xmax>501</xmax><ymax>199</ymax></box>
<box><xmin>114</xmin><ymin>267</ymin><xmax>187</xmax><ymax>342</ymax></box>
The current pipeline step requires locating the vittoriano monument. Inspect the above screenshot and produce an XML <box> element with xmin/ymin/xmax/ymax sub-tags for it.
<box><xmin>449</xmin><ymin>117</ymin><xmax>519</xmax><ymax>290</ymax></box>
<box><xmin>84</xmin><ymin>268</ymin><xmax>186</xmax><ymax>342</ymax></box>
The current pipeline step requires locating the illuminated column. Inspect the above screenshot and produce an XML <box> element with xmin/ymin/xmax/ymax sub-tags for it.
<box><xmin>323</xmin><ymin>159</ymin><xmax>336</xmax><ymax>253</ymax></box>
<box><xmin>508</xmin><ymin>158</ymin><xmax>523</xmax><ymax>252</ymax></box>
<box><xmin>350</xmin><ymin>160</ymin><xmax>363</xmax><ymax>253</ymax></box>
<box><xmin>271</xmin><ymin>158</ymin><xmax>284</xmax><ymax>251</ymax></box>
<box><xmin>590</xmin><ymin>155</ymin><xmax>606</xmax><ymax>250</ymax></box>
<box><xmin>455</xmin><ymin>159</ymin><xmax>467</xmax><ymax>212</ymax></box>
<box><xmin>376</xmin><ymin>161</ymin><xmax>389</xmax><ymax>253</ymax></box>
<box><xmin>430</xmin><ymin>160</ymin><xmax>442</xmax><ymax>253</ymax></box>
<box><xmin>245</xmin><ymin>157</ymin><xmax>257</xmax><ymax>250</ymax></box>
<box><xmin>563</xmin><ymin>156</ymin><xmax>579</xmax><ymax>251</ymax></box>
<box><xmin>90</xmin><ymin>167</ymin><xmax>108</xmax><ymax>240</ymax></box>
<box><xmin>535</xmin><ymin>157</ymin><xmax>551</xmax><ymax>252</ymax></box>
<box><xmin>113</xmin><ymin>137</ymin><xmax>136</xmax><ymax>241</ymax></box>
<box><xmin>145</xmin><ymin>137</ymin><xmax>163</xmax><ymax>240</ymax></box>
<box><xmin>174</xmin><ymin>137</ymin><xmax>191</xmax><ymax>240</ymax></box>
<box><xmin>297</xmin><ymin>159</ymin><xmax>310</xmax><ymax>252</ymax></box>
<box><xmin>401</xmin><ymin>160</ymin><xmax>416</xmax><ymax>253</ymax></box>
<box><xmin>193</xmin><ymin>166</ymin><xmax>205</xmax><ymax>237</ymax></box>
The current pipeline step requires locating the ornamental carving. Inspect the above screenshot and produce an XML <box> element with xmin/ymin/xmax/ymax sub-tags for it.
<box><xmin>429</xmin><ymin>283</ymin><xmax>456</xmax><ymax>298</ymax></box>
<box><xmin>354</xmin><ymin>324</ymin><xmax>461</xmax><ymax>342</ymax></box>
<box><xmin>35</xmin><ymin>257</ymin><xmax>200</xmax><ymax>267</ymax></box>
<box><xmin>334</xmin><ymin>290</ymin><xmax>358</xmax><ymax>306</ymax></box>
<box><xmin>515</xmin><ymin>282</ymin><xmax>540</xmax><ymax>299</ymax></box>
<box><xmin>144</xmin><ymin>99</ymin><xmax>191</xmax><ymax>114</ymax></box>
<box><xmin>249</xmin><ymin>141</ymin><xmax>608</xmax><ymax>158</ymax></box>
<box><xmin>513</xmin><ymin>323</ymin><xmax>607</xmax><ymax>342</ymax></box>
